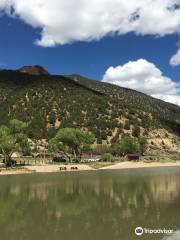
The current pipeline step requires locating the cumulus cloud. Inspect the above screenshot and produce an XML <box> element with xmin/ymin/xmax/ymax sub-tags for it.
<box><xmin>0</xmin><ymin>0</ymin><xmax>180</xmax><ymax>46</ymax></box>
<box><xmin>170</xmin><ymin>49</ymin><xmax>180</xmax><ymax>66</ymax></box>
<box><xmin>102</xmin><ymin>59</ymin><xmax>180</xmax><ymax>106</ymax></box>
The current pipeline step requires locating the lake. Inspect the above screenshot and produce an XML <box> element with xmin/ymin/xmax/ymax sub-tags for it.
<box><xmin>0</xmin><ymin>167</ymin><xmax>180</xmax><ymax>240</ymax></box>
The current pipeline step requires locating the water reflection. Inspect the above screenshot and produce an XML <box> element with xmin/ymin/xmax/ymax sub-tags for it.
<box><xmin>163</xmin><ymin>231</ymin><xmax>180</xmax><ymax>240</ymax></box>
<box><xmin>0</xmin><ymin>169</ymin><xmax>180</xmax><ymax>240</ymax></box>
<box><xmin>150</xmin><ymin>175</ymin><xmax>180</xmax><ymax>202</ymax></box>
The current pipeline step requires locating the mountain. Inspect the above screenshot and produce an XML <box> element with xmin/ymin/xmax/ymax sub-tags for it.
<box><xmin>0</xmin><ymin>69</ymin><xmax>179</xmax><ymax>151</ymax></box>
<box><xmin>18</xmin><ymin>65</ymin><xmax>49</xmax><ymax>75</ymax></box>
<box><xmin>68</xmin><ymin>74</ymin><xmax>180</xmax><ymax>123</ymax></box>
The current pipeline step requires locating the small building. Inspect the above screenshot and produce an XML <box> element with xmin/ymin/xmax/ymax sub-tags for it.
<box><xmin>127</xmin><ymin>154</ymin><xmax>140</xmax><ymax>161</ymax></box>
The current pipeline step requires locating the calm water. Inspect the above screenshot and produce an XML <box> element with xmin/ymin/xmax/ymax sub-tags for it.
<box><xmin>0</xmin><ymin>167</ymin><xmax>180</xmax><ymax>240</ymax></box>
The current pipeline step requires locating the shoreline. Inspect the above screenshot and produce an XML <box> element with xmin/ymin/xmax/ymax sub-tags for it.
<box><xmin>1</xmin><ymin>161</ymin><xmax>180</xmax><ymax>176</ymax></box>
<box><xmin>99</xmin><ymin>161</ymin><xmax>180</xmax><ymax>170</ymax></box>
<box><xmin>0</xmin><ymin>164</ymin><xmax>94</xmax><ymax>175</ymax></box>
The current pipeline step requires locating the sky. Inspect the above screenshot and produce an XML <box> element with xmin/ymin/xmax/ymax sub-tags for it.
<box><xmin>0</xmin><ymin>0</ymin><xmax>180</xmax><ymax>105</ymax></box>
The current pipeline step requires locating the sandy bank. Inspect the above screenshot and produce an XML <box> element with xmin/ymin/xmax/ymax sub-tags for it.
<box><xmin>1</xmin><ymin>162</ymin><xmax>180</xmax><ymax>175</ymax></box>
<box><xmin>0</xmin><ymin>164</ymin><xmax>94</xmax><ymax>175</ymax></box>
<box><xmin>99</xmin><ymin>161</ymin><xmax>180</xmax><ymax>170</ymax></box>
<box><xmin>27</xmin><ymin>164</ymin><xmax>94</xmax><ymax>173</ymax></box>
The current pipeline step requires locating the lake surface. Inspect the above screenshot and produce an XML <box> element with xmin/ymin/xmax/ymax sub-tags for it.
<box><xmin>0</xmin><ymin>167</ymin><xmax>180</xmax><ymax>240</ymax></box>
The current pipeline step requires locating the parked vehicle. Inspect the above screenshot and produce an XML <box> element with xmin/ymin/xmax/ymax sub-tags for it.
<box><xmin>127</xmin><ymin>154</ymin><xmax>140</xmax><ymax>161</ymax></box>
<box><xmin>53</xmin><ymin>156</ymin><xmax>66</xmax><ymax>163</ymax></box>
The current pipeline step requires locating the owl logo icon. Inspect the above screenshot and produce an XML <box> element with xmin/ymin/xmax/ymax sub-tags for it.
<box><xmin>135</xmin><ymin>227</ymin><xmax>144</xmax><ymax>236</ymax></box>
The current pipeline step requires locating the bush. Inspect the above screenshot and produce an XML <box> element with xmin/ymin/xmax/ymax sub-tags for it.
<box><xmin>132</xmin><ymin>125</ymin><xmax>140</xmax><ymax>137</ymax></box>
<box><xmin>112</xmin><ymin>137</ymin><xmax>140</xmax><ymax>156</ymax></box>
<box><xmin>120</xmin><ymin>137</ymin><xmax>139</xmax><ymax>155</ymax></box>
<box><xmin>101</xmin><ymin>153</ymin><xmax>113</xmax><ymax>162</ymax></box>
<box><xmin>139</xmin><ymin>137</ymin><xmax>148</xmax><ymax>155</ymax></box>
<box><xmin>124</xmin><ymin>120</ymin><xmax>130</xmax><ymax>130</ymax></box>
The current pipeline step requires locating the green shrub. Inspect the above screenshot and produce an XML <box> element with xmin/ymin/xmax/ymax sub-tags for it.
<box><xmin>112</xmin><ymin>137</ymin><xmax>141</xmax><ymax>156</ymax></box>
<box><xmin>132</xmin><ymin>125</ymin><xmax>140</xmax><ymax>138</ymax></box>
<box><xmin>101</xmin><ymin>153</ymin><xmax>113</xmax><ymax>162</ymax></box>
<box><xmin>139</xmin><ymin>137</ymin><xmax>148</xmax><ymax>155</ymax></box>
<box><xmin>124</xmin><ymin>120</ymin><xmax>130</xmax><ymax>130</ymax></box>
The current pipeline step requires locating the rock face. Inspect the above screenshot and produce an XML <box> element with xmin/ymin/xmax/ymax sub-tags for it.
<box><xmin>18</xmin><ymin>65</ymin><xmax>49</xmax><ymax>75</ymax></box>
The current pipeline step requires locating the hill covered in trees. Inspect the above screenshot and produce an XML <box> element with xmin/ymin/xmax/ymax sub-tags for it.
<box><xmin>0</xmin><ymin>69</ymin><xmax>179</xmax><ymax>151</ymax></box>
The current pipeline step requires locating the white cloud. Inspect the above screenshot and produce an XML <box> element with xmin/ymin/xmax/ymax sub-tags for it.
<box><xmin>102</xmin><ymin>59</ymin><xmax>180</xmax><ymax>106</ymax></box>
<box><xmin>170</xmin><ymin>49</ymin><xmax>180</xmax><ymax>66</ymax></box>
<box><xmin>0</xmin><ymin>0</ymin><xmax>180</xmax><ymax>46</ymax></box>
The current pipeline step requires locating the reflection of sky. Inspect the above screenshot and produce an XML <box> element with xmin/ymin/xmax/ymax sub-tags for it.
<box><xmin>163</xmin><ymin>231</ymin><xmax>180</xmax><ymax>240</ymax></box>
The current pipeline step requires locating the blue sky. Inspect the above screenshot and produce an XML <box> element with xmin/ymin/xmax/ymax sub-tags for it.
<box><xmin>0</xmin><ymin>15</ymin><xmax>179</xmax><ymax>81</ymax></box>
<box><xmin>0</xmin><ymin>0</ymin><xmax>179</xmax><ymax>105</ymax></box>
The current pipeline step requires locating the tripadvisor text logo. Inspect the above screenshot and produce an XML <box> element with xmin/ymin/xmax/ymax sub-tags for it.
<box><xmin>135</xmin><ymin>227</ymin><xmax>143</xmax><ymax>236</ymax></box>
<box><xmin>135</xmin><ymin>227</ymin><xmax>174</xmax><ymax>236</ymax></box>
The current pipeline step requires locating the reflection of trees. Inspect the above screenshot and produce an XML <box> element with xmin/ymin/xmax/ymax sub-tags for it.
<box><xmin>0</xmin><ymin>172</ymin><xmax>180</xmax><ymax>240</ymax></box>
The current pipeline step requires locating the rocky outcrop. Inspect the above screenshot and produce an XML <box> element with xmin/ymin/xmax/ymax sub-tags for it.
<box><xmin>18</xmin><ymin>65</ymin><xmax>49</xmax><ymax>75</ymax></box>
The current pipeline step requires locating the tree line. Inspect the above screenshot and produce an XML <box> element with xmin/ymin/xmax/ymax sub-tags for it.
<box><xmin>0</xmin><ymin>119</ymin><xmax>148</xmax><ymax>166</ymax></box>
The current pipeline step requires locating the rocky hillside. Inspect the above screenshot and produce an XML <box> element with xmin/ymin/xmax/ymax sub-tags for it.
<box><xmin>68</xmin><ymin>74</ymin><xmax>180</xmax><ymax>124</ymax></box>
<box><xmin>0</xmin><ymin>69</ymin><xmax>179</xmax><ymax>151</ymax></box>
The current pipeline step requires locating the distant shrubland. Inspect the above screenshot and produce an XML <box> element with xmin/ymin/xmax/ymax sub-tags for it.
<box><xmin>0</xmin><ymin>70</ymin><xmax>179</xmax><ymax>151</ymax></box>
